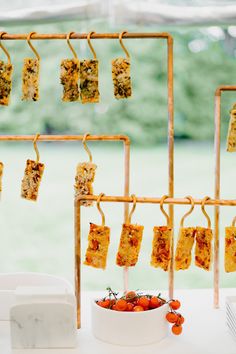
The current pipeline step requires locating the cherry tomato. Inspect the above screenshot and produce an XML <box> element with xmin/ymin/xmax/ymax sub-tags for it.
<box><xmin>100</xmin><ymin>299</ymin><xmax>110</xmax><ymax>308</ymax></box>
<box><xmin>175</xmin><ymin>314</ymin><xmax>185</xmax><ymax>325</ymax></box>
<box><xmin>125</xmin><ymin>291</ymin><xmax>137</xmax><ymax>302</ymax></box>
<box><xmin>133</xmin><ymin>305</ymin><xmax>144</xmax><ymax>312</ymax></box>
<box><xmin>169</xmin><ymin>300</ymin><xmax>181</xmax><ymax>310</ymax></box>
<box><xmin>149</xmin><ymin>296</ymin><xmax>162</xmax><ymax>309</ymax></box>
<box><xmin>116</xmin><ymin>299</ymin><xmax>127</xmax><ymax>311</ymax></box>
<box><xmin>166</xmin><ymin>312</ymin><xmax>178</xmax><ymax>323</ymax></box>
<box><xmin>137</xmin><ymin>296</ymin><xmax>150</xmax><ymax>309</ymax></box>
<box><xmin>126</xmin><ymin>302</ymin><xmax>135</xmax><ymax>311</ymax></box>
<box><xmin>172</xmin><ymin>324</ymin><xmax>182</xmax><ymax>335</ymax></box>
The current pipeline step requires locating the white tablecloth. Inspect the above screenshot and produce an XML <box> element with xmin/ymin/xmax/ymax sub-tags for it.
<box><xmin>1</xmin><ymin>288</ymin><xmax>236</xmax><ymax>354</ymax></box>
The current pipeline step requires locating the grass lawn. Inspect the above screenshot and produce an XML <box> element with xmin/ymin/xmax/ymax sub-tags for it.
<box><xmin>0</xmin><ymin>141</ymin><xmax>235</xmax><ymax>292</ymax></box>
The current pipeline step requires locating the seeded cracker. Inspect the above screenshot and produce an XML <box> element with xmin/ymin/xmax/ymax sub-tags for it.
<box><xmin>84</xmin><ymin>223</ymin><xmax>110</xmax><ymax>269</ymax></box>
<box><xmin>225</xmin><ymin>226</ymin><xmax>236</xmax><ymax>272</ymax></box>
<box><xmin>151</xmin><ymin>226</ymin><xmax>172</xmax><ymax>271</ymax></box>
<box><xmin>22</xmin><ymin>58</ymin><xmax>40</xmax><ymax>101</ymax></box>
<box><xmin>21</xmin><ymin>159</ymin><xmax>44</xmax><ymax>201</ymax></box>
<box><xmin>0</xmin><ymin>60</ymin><xmax>13</xmax><ymax>106</ymax></box>
<box><xmin>116</xmin><ymin>224</ymin><xmax>144</xmax><ymax>267</ymax></box>
<box><xmin>175</xmin><ymin>227</ymin><xmax>196</xmax><ymax>270</ymax></box>
<box><xmin>80</xmin><ymin>59</ymin><xmax>99</xmax><ymax>103</ymax></box>
<box><xmin>195</xmin><ymin>226</ymin><xmax>213</xmax><ymax>271</ymax></box>
<box><xmin>112</xmin><ymin>58</ymin><xmax>132</xmax><ymax>99</ymax></box>
<box><xmin>60</xmin><ymin>58</ymin><xmax>80</xmax><ymax>101</ymax></box>
<box><xmin>74</xmin><ymin>162</ymin><xmax>97</xmax><ymax>206</ymax></box>
<box><xmin>227</xmin><ymin>104</ymin><xmax>236</xmax><ymax>152</ymax></box>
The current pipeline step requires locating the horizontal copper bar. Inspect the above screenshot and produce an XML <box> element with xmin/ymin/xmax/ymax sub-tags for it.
<box><xmin>0</xmin><ymin>134</ymin><xmax>130</xmax><ymax>143</ymax></box>
<box><xmin>76</xmin><ymin>195</ymin><xmax>236</xmax><ymax>206</ymax></box>
<box><xmin>1</xmin><ymin>32</ymin><xmax>170</xmax><ymax>41</ymax></box>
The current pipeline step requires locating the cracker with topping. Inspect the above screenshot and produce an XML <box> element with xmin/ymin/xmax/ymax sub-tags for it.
<box><xmin>225</xmin><ymin>226</ymin><xmax>236</xmax><ymax>272</ymax></box>
<box><xmin>116</xmin><ymin>224</ymin><xmax>144</xmax><ymax>267</ymax></box>
<box><xmin>80</xmin><ymin>59</ymin><xmax>99</xmax><ymax>103</ymax></box>
<box><xmin>195</xmin><ymin>227</ymin><xmax>213</xmax><ymax>271</ymax></box>
<box><xmin>60</xmin><ymin>58</ymin><xmax>80</xmax><ymax>102</ymax></box>
<box><xmin>112</xmin><ymin>58</ymin><xmax>132</xmax><ymax>99</ymax></box>
<box><xmin>22</xmin><ymin>58</ymin><xmax>40</xmax><ymax>101</ymax></box>
<box><xmin>74</xmin><ymin>162</ymin><xmax>97</xmax><ymax>206</ymax></box>
<box><xmin>21</xmin><ymin>159</ymin><xmax>44</xmax><ymax>201</ymax></box>
<box><xmin>84</xmin><ymin>223</ymin><xmax>110</xmax><ymax>269</ymax></box>
<box><xmin>0</xmin><ymin>60</ymin><xmax>13</xmax><ymax>106</ymax></box>
<box><xmin>175</xmin><ymin>227</ymin><xmax>196</xmax><ymax>270</ymax></box>
<box><xmin>151</xmin><ymin>226</ymin><xmax>172</xmax><ymax>271</ymax></box>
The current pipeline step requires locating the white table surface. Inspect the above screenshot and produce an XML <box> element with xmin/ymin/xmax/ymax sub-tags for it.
<box><xmin>1</xmin><ymin>288</ymin><xmax>236</xmax><ymax>354</ymax></box>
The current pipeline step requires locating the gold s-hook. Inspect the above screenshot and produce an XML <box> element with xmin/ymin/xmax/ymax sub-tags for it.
<box><xmin>27</xmin><ymin>32</ymin><xmax>40</xmax><ymax>61</ymax></box>
<box><xmin>180</xmin><ymin>196</ymin><xmax>195</xmax><ymax>228</ymax></box>
<box><xmin>82</xmin><ymin>133</ymin><xmax>93</xmax><ymax>163</ymax></box>
<box><xmin>201</xmin><ymin>196</ymin><xmax>211</xmax><ymax>229</ymax></box>
<box><xmin>33</xmin><ymin>133</ymin><xmax>40</xmax><ymax>163</ymax></box>
<box><xmin>232</xmin><ymin>216</ymin><xmax>236</xmax><ymax>227</ymax></box>
<box><xmin>87</xmin><ymin>31</ymin><xmax>97</xmax><ymax>59</ymax></box>
<box><xmin>66</xmin><ymin>32</ymin><xmax>78</xmax><ymax>59</ymax></box>
<box><xmin>97</xmin><ymin>193</ymin><xmax>105</xmax><ymax>226</ymax></box>
<box><xmin>160</xmin><ymin>195</ymin><xmax>170</xmax><ymax>226</ymax></box>
<box><xmin>127</xmin><ymin>194</ymin><xmax>137</xmax><ymax>224</ymax></box>
<box><xmin>119</xmin><ymin>31</ymin><xmax>130</xmax><ymax>59</ymax></box>
<box><xmin>0</xmin><ymin>32</ymin><xmax>11</xmax><ymax>64</ymax></box>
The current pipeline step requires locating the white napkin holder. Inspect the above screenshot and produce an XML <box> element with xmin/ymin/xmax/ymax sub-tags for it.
<box><xmin>10</xmin><ymin>286</ymin><xmax>77</xmax><ymax>349</ymax></box>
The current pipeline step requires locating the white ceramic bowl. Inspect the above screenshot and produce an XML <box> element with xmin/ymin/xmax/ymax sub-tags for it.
<box><xmin>92</xmin><ymin>299</ymin><xmax>169</xmax><ymax>346</ymax></box>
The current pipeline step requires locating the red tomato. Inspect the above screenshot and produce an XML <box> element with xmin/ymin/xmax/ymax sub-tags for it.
<box><xmin>133</xmin><ymin>305</ymin><xmax>144</xmax><ymax>312</ymax></box>
<box><xmin>149</xmin><ymin>296</ymin><xmax>162</xmax><ymax>309</ymax></box>
<box><xmin>116</xmin><ymin>299</ymin><xmax>127</xmax><ymax>311</ymax></box>
<box><xmin>166</xmin><ymin>312</ymin><xmax>178</xmax><ymax>323</ymax></box>
<box><xmin>126</xmin><ymin>302</ymin><xmax>135</xmax><ymax>311</ymax></box>
<box><xmin>172</xmin><ymin>324</ymin><xmax>182</xmax><ymax>335</ymax></box>
<box><xmin>137</xmin><ymin>296</ymin><xmax>150</xmax><ymax>309</ymax></box>
<box><xmin>169</xmin><ymin>300</ymin><xmax>181</xmax><ymax>310</ymax></box>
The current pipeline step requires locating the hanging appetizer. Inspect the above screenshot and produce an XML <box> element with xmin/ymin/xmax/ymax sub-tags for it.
<box><xmin>112</xmin><ymin>31</ymin><xmax>132</xmax><ymax>99</ymax></box>
<box><xmin>22</xmin><ymin>32</ymin><xmax>40</xmax><ymax>101</ymax></box>
<box><xmin>21</xmin><ymin>133</ymin><xmax>45</xmax><ymax>201</ymax></box>
<box><xmin>175</xmin><ymin>196</ymin><xmax>196</xmax><ymax>270</ymax></box>
<box><xmin>225</xmin><ymin>216</ymin><xmax>236</xmax><ymax>272</ymax></box>
<box><xmin>80</xmin><ymin>32</ymin><xmax>100</xmax><ymax>103</ymax></box>
<box><xmin>116</xmin><ymin>194</ymin><xmax>144</xmax><ymax>267</ymax></box>
<box><xmin>84</xmin><ymin>193</ymin><xmax>110</xmax><ymax>269</ymax></box>
<box><xmin>195</xmin><ymin>196</ymin><xmax>213</xmax><ymax>271</ymax></box>
<box><xmin>74</xmin><ymin>133</ymin><xmax>97</xmax><ymax>206</ymax></box>
<box><xmin>60</xmin><ymin>32</ymin><xmax>80</xmax><ymax>102</ymax></box>
<box><xmin>0</xmin><ymin>32</ymin><xmax>13</xmax><ymax>106</ymax></box>
<box><xmin>0</xmin><ymin>161</ymin><xmax>3</xmax><ymax>194</ymax></box>
<box><xmin>151</xmin><ymin>195</ymin><xmax>172</xmax><ymax>271</ymax></box>
<box><xmin>226</xmin><ymin>103</ymin><xmax>236</xmax><ymax>152</ymax></box>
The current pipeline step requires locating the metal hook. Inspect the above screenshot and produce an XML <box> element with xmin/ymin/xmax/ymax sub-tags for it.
<box><xmin>201</xmin><ymin>196</ymin><xmax>211</xmax><ymax>229</ymax></box>
<box><xmin>66</xmin><ymin>32</ymin><xmax>78</xmax><ymax>59</ymax></box>
<box><xmin>87</xmin><ymin>31</ymin><xmax>97</xmax><ymax>59</ymax></box>
<box><xmin>232</xmin><ymin>216</ymin><xmax>236</xmax><ymax>227</ymax></box>
<box><xmin>119</xmin><ymin>31</ymin><xmax>130</xmax><ymax>59</ymax></box>
<box><xmin>97</xmin><ymin>193</ymin><xmax>105</xmax><ymax>226</ymax></box>
<box><xmin>82</xmin><ymin>133</ymin><xmax>93</xmax><ymax>163</ymax></box>
<box><xmin>33</xmin><ymin>133</ymin><xmax>40</xmax><ymax>163</ymax></box>
<box><xmin>0</xmin><ymin>32</ymin><xmax>11</xmax><ymax>64</ymax></box>
<box><xmin>160</xmin><ymin>195</ymin><xmax>170</xmax><ymax>225</ymax></box>
<box><xmin>180</xmin><ymin>196</ymin><xmax>195</xmax><ymax>228</ymax></box>
<box><xmin>27</xmin><ymin>32</ymin><xmax>40</xmax><ymax>61</ymax></box>
<box><xmin>127</xmin><ymin>194</ymin><xmax>137</xmax><ymax>224</ymax></box>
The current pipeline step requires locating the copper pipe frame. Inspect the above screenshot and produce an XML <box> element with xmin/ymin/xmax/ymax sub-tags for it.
<box><xmin>214</xmin><ymin>85</ymin><xmax>236</xmax><ymax>308</ymax></box>
<box><xmin>0</xmin><ymin>134</ymin><xmax>130</xmax><ymax>328</ymax></box>
<box><xmin>0</xmin><ymin>31</ymin><xmax>174</xmax><ymax>325</ymax></box>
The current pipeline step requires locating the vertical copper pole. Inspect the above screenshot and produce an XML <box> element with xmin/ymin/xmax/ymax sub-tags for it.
<box><xmin>167</xmin><ymin>35</ymin><xmax>175</xmax><ymax>299</ymax></box>
<box><xmin>74</xmin><ymin>197</ymin><xmax>81</xmax><ymax>328</ymax></box>
<box><xmin>214</xmin><ymin>89</ymin><xmax>221</xmax><ymax>308</ymax></box>
<box><xmin>123</xmin><ymin>139</ymin><xmax>130</xmax><ymax>293</ymax></box>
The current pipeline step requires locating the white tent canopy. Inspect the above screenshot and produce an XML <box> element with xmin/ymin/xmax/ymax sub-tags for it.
<box><xmin>1</xmin><ymin>0</ymin><xmax>236</xmax><ymax>26</ymax></box>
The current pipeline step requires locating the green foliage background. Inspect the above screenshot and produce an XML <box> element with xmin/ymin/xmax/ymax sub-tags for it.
<box><xmin>1</xmin><ymin>21</ymin><xmax>236</xmax><ymax>144</ymax></box>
